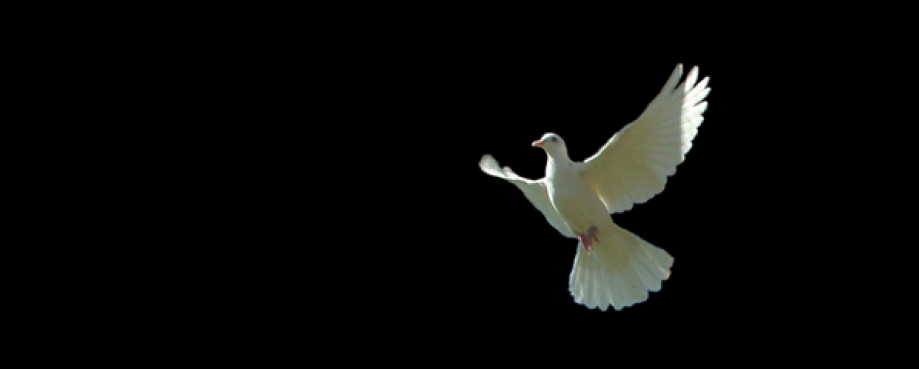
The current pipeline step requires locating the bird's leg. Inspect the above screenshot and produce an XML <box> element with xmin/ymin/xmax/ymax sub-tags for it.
<box><xmin>577</xmin><ymin>226</ymin><xmax>600</xmax><ymax>252</ymax></box>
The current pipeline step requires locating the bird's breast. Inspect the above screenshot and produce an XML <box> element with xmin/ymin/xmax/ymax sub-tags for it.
<box><xmin>547</xmin><ymin>170</ymin><xmax>612</xmax><ymax>235</ymax></box>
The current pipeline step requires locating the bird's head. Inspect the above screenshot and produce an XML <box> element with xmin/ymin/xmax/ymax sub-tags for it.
<box><xmin>532</xmin><ymin>132</ymin><xmax>568</xmax><ymax>158</ymax></box>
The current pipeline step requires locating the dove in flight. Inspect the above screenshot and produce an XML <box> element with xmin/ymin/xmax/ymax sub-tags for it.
<box><xmin>479</xmin><ymin>64</ymin><xmax>709</xmax><ymax>311</ymax></box>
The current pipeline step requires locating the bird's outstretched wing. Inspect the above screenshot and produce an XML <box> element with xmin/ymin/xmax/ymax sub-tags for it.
<box><xmin>479</xmin><ymin>155</ymin><xmax>576</xmax><ymax>238</ymax></box>
<box><xmin>579</xmin><ymin>64</ymin><xmax>710</xmax><ymax>214</ymax></box>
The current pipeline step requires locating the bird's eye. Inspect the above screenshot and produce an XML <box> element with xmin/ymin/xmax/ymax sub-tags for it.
<box><xmin>551</xmin><ymin>137</ymin><xmax>557</xmax><ymax>142</ymax></box>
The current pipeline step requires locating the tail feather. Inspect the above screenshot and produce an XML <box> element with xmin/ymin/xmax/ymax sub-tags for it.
<box><xmin>622</xmin><ymin>260</ymin><xmax>648</xmax><ymax>304</ymax></box>
<box><xmin>606</xmin><ymin>266</ymin><xmax>626</xmax><ymax>309</ymax></box>
<box><xmin>633</xmin><ymin>244</ymin><xmax>670</xmax><ymax>291</ymax></box>
<box><xmin>630</xmin><ymin>255</ymin><xmax>661</xmax><ymax>292</ymax></box>
<box><xmin>598</xmin><ymin>267</ymin><xmax>615</xmax><ymax>308</ymax></box>
<box><xmin>568</xmin><ymin>224</ymin><xmax>674</xmax><ymax>311</ymax></box>
<box><xmin>594</xmin><ymin>267</ymin><xmax>609</xmax><ymax>309</ymax></box>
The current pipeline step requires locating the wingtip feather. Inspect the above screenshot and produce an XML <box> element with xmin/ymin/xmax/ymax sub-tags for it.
<box><xmin>479</xmin><ymin>154</ymin><xmax>494</xmax><ymax>169</ymax></box>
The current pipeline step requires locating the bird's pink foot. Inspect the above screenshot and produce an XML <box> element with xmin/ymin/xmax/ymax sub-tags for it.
<box><xmin>577</xmin><ymin>226</ymin><xmax>600</xmax><ymax>252</ymax></box>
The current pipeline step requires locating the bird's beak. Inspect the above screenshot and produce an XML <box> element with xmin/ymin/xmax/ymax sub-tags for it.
<box><xmin>532</xmin><ymin>140</ymin><xmax>545</xmax><ymax>148</ymax></box>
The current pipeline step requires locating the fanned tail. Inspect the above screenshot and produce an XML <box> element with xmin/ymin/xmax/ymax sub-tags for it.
<box><xmin>568</xmin><ymin>223</ymin><xmax>673</xmax><ymax>311</ymax></box>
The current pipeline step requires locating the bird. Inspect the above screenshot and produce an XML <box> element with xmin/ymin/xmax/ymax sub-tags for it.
<box><xmin>479</xmin><ymin>64</ymin><xmax>709</xmax><ymax>311</ymax></box>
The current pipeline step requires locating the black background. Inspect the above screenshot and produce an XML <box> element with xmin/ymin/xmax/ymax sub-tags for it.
<box><xmin>136</xmin><ymin>9</ymin><xmax>913</xmax><ymax>356</ymax></box>
<box><xmin>230</xmin><ymin>52</ymin><xmax>843</xmax><ymax>334</ymax></box>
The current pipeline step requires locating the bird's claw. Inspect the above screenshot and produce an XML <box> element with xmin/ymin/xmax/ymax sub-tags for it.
<box><xmin>578</xmin><ymin>226</ymin><xmax>600</xmax><ymax>252</ymax></box>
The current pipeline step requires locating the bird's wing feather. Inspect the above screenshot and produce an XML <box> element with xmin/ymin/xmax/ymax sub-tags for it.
<box><xmin>479</xmin><ymin>154</ymin><xmax>576</xmax><ymax>238</ymax></box>
<box><xmin>579</xmin><ymin>64</ymin><xmax>709</xmax><ymax>214</ymax></box>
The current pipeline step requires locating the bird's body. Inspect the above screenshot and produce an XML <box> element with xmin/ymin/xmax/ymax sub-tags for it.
<box><xmin>544</xmin><ymin>154</ymin><xmax>610</xmax><ymax>252</ymax></box>
<box><xmin>545</xmin><ymin>156</ymin><xmax>608</xmax><ymax>236</ymax></box>
<box><xmin>480</xmin><ymin>64</ymin><xmax>709</xmax><ymax>311</ymax></box>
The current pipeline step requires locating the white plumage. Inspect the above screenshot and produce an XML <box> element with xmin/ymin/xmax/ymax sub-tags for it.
<box><xmin>479</xmin><ymin>64</ymin><xmax>709</xmax><ymax>311</ymax></box>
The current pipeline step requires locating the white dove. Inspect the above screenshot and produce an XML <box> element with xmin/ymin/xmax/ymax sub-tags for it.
<box><xmin>479</xmin><ymin>64</ymin><xmax>709</xmax><ymax>311</ymax></box>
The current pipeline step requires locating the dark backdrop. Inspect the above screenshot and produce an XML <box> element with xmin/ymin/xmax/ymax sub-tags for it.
<box><xmin>153</xmin><ymin>13</ymin><xmax>908</xmax><ymax>356</ymax></box>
